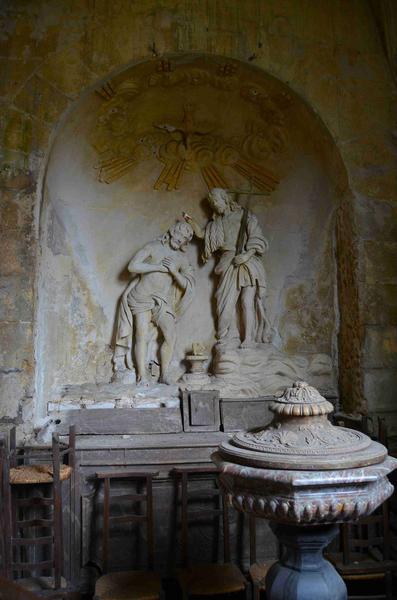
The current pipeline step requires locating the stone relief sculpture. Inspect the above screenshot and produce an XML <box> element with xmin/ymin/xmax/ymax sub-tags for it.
<box><xmin>184</xmin><ymin>188</ymin><xmax>270</xmax><ymax>348</ymax></box>
<box><xmin>181</xmin><ymin>188</ymin><xmax>334</xmax><ymax>398</ymax></box>
<box><xmin>102</xmin><ymin>190</ymin><xmax>334</xmax><ymax>400</ymax></box>
<box><xmin>92</xmin><ymin>61</ymin><xmax>284</xmax><ymax>193</ymax></box>
<box><xmin>113</xmin><ymin>221</ymin><xmax>195</xmax><ymax>385</ymax></box>
<box><xmin>41</xmin><ymin>57</ymin><xmax>340</xmax><ymax>417</ymax></box>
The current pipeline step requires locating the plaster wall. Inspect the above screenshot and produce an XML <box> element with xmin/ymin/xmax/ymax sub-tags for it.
<box><xmin>0</xmin><ymin>1</ymin><xmax>396</xmax><ymax>440</ymax></box>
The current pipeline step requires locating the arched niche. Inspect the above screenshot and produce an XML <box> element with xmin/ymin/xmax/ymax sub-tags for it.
<box><xmin>36</xmin><ymin>54</ymin><xmax>351</xmax><ymax>417</ymax></box>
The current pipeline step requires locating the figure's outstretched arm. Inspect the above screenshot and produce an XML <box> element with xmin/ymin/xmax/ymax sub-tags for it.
<box><xmin>128</xmin><ymin>246</ymin><xmax>167</xmax><ymax>274</ymax></box>
<box><xmin>183</xmin><ymin>212</ymin><xmax>205</xmax><ymax>239</ymax></box>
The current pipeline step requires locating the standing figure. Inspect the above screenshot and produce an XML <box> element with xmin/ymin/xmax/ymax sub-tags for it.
<box><xmin>184</xmin><ymin>188</ymin><xmax>269</xmax><ymax>347</ymax></box>
<box><xmin>113</xmin><ymin>221</ymin><xmax>195</xmax><ymax>385</ymax></box>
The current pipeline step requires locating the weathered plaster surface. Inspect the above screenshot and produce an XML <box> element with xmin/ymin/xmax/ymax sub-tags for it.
<box><xmin>0</xmin><ymin>1</ymin><xmax>396</xmax><ymax>440</ymax></box>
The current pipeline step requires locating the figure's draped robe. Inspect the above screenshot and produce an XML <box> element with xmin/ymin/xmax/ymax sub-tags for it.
<box><xmin>114</xmin><ymin>261</ymin><xmax>195</xmax><ymax>370</ymax></box>
<box><xmin>204</xmin><ymin>210</ymin><xmax>268</xmax><ymax>343</ymax></box>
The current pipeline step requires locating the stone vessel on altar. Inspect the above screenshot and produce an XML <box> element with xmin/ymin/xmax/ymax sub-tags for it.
<box><xmin>213</xmin><ymin>381</ymin><xmax>397</xmax><ymax>600</ymax></box>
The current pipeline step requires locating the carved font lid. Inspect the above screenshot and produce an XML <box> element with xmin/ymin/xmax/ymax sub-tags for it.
<box><xmin>219</xmin><ymin>381</ymin><xmax>387</xmax><ymax>470</ymax></box>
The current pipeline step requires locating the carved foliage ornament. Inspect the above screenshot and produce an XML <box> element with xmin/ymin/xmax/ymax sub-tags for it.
<box><xmin>239</xmin><ymin>422</ymin><xmax>368</xmax><ymax>456</ymax></box>
<box><xmin>224</xmin><ymin>475</ymin><xmax>394</xmax><ymax>525</ymax></box>
<box><xmin>219</xmin><ymin>381</ymin><xmax>387</xmax><ymax>469</ymax></box>
<box><xmin>91</xmin><ymin>59</ymin><xmax>291</xmax><ymax>192</ymax></box>
<box><xmin>213</xmin><ymin>380</ymin><xmax>397</xmax><ymax>526</ymax></box>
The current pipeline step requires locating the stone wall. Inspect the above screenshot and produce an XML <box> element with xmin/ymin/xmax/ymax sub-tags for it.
<box><xmin>0</xmin><ymin>0</ymin><xmax>396</xmax><ymax>441</ymax></box>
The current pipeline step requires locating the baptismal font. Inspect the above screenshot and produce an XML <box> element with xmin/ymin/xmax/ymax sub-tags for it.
<box><xmin>213</xmin><ymin>381</ymin><xmax>397</xmax><ymax>600</ymax></box>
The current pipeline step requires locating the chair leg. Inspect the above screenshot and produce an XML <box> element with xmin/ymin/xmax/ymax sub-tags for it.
<box><xmin>385</xmin><ymin>570</ymin><xmax>393</xmax><ymax>600</ymax></box>
<box><xmin>244</xmin><ymin>581</ymin><xmax>252</xmax><ymax>600</ymax></box>
<box><xmin>252</xmin><ymin>583</ymin><xmax>261</xmax><ymax>600</ymax></box>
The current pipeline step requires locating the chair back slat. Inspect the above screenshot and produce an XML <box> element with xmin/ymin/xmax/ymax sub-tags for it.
<box><xmin>109</xmin><ymin>513</ymin><xmax>147</xmax><ymax>524</ymax></box>
<box><xmin>12</xmin><ymin>536</ymin><xmax>53</xmax><ymax>547</ymax></box>
<box><xmin>67</xmin><ymin>424</ymin><xmax>76</xmax><ymax>470</ymax></box>
<box><xmin>9</xmin><ymin>427</ymin><xmax>17</xmax><ymax>468</ymax></box>
<box><xmin>382</xmin><ymin>501</ymin><xmax>391</xmax><ymax>560</ymax></box>
<box><xmin>350</xmin><ymin>537</ymin><xmax>383</xmax><ymax>548</ymax></box>
<box><xmin>181</xmin><ymin>471</ymin><xmax>189</xmax><ymax>568</ymax></box>
<box><xmin>222</xmin><ymin>492</ymin><xmax>231</xmax><ymax>563</ymax></box>
<box><xmin>12</xmin><ymin>560</ymin><xmax>54</xmax><ymax>572</ymax></box>
<box><xmin>52</xmin><ymin>432</ymin><xmax>63</xmax><ymax>589</ymax></box>
<box><xmin>0</xmin><ymin>445</ymin><xmax>12</xmax><ymax>578</ymax></box>
<box><xmin>97</xmin><ymin>471</ymin><xmax>158</xmax><ymax>574</ymax></box>
<box><xmin>146</xmin><ymin>474</ymin><xmax>154</xmax><ymax>570</ymax></box>
<box><xmin>249</xmin><ymin>514</ymin><xmax>257</xmax><ymax>565</ymax></box>
<box><xmin>378</xmin><ymin>417</ymin><xmax>388</xmax><ymax>447</ymax></box>
<box><xmin>102</xmin><ymin>477</ymin><xmax>110</xmax><ymax>573</ymax></box>
<box><xmin>341</xmin><ymin>523</ymin><xmax>350</xmax><ymax>564</ymax></box>
<box><xmin>174</xmin><ymin>466</ymin><xmax>230</xmax><ymax>568</ymax></box>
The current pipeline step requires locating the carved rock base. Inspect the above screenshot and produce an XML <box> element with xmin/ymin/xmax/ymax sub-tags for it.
<box><xmin>179</xmin><ymin>373</ymin><xmax>212</xmax><ymax>389</ymax></box>
<box><xmin>48</xmin><ymin>382</ymin><xmax>180</xmax><ymax>411</ymax></box>
<box><xmin>212</xmin><ymin>343</ymin><xmax>335</xmax><ymax>397</ymax></box>
<box><xmin>266</xmin><ymin>523</ymin><xmax>346</xmax><ymax>600</ymax></box>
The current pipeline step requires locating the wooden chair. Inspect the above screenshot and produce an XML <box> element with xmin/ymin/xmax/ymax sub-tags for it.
<box><xmin>327</xmin><ymin>417</ymin><xmax>396</xmax><ymax>599</ymax></box>
<box><xmin>326</xmin><ymin>501</ymin><xmax>397</xmax><ymax>599</ymax></box>
<box><xmin>377</xmin><ymin>418</ymin><xmax>388</xmax><ymax>449</ymax></box>
<box><xmin>248</xmin><ymin>514</ymin><xmax>278</xmax><ymax>600</ymax></box>
<box><xmin>333</xmin><ymin>414</ymin><xmax>387</xmax><ymax>448</ymax></box>
<box><xmin>333</xmin><ymin>413</ymin><xmax>373</xmax><ymax>434</ymax></box>
<box><xmin>94</xmin><ymin>470</ymin><xmax>162</xmax><ymax>600</ymax></box>
<box><xmin>173</xmin><ymin>466</ymin><xmax>250</xmax><ymax>599</ymax></box>
<box><xmin>0</xmin><ymin>426</ymin><xmax>78</xmax><ymax>598</ymax></box>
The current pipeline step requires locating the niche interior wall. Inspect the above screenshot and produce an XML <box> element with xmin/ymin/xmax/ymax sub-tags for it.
<box><xmin>0</xmin><ymin>1</ymin><xmax>396</xmax><ymax>442</ymax></box>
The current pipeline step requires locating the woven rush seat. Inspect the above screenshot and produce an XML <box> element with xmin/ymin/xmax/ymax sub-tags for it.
<box><xmin>0</xmin><ymin>576</ymin><xmax>44</xmax><ymax>600</ymax></box>
<box><xmin>17</xmin><ymin>575</ymin><xmax>68</xmax><ymax>591</ymax></box>
<box><xmin>327</xmin><ymin>552</ymin><xmax>397</xmax><ymax>579</ymax></box>
<box><xmin>176</xmin><ymin>563</ymin><xmax>246</xmax><ymax>596</ymax></box>
<box><xmin>95</xmin><ymin>570</ymin><xmax>161</xmax><ymax>600</ymax></box>
<box><xmin>10</xmin><ymin>463</ymin><xmax>73</xmax><ymax>484</ymax></box>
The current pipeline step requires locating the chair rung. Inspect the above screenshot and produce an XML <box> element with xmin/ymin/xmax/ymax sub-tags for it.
<box><xmin>96</xmin><ymin>470</ymin><xmax>159</xmax><ymax>479</ymax></box>
<box><xmin>18</xmin><ymin>445</ymin><xmax>54</xmax><ymax>451</ymax></box>
<box><xmin>12</xmin><ymin>560</ymin><xmax>54</xmax><ymax>571</ymax></box>
<box><xmin>17</xmin><ymin>497</ymin><xmax>54</xmax><ymax>507</ymax></box>
<box><xmin>109</xmin><ymin>514</ymin><xmax>146</xmax><ymax>524</ymax></box>
<box><xmin>174</xmin><ymin>466</ymin><xmax>219</xmax><ymax>474</ymax></box>
<box><xmin>16</xmin><ymin>455</ymin><xmax>53</xmax><ymax>461</ymax></box>
<box><xmin>187</xmin><ymin>490</ymin><xmax>220</xmax><ymax>499</ymax></box>
<box><xmin>351</xmin><ymin>538</ymin><xmax>383</xmax><ymax>547</ymax></box>
<box><xmin>187</xmin><ymin>509</ymin><xmax>222</xmax><ymax>519</ymax></box>
<box><xmin>110</xmin><ymin>494</ymin><xmax>146</xmax><ymax>503</ymax></box>
<box><xmin>348</xmin><ymin>597</ymin><xmax>387</xmax><ymax>600</ymax></box>
<box><xmin>17</xmin><ymin>519</ymin><xmax>53</xmax><ymax>528</ymax></box>
<box><xmin>12</xmin><ymin>536</ymin><xmax>53</xmax><ymax>546</ymax></box>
